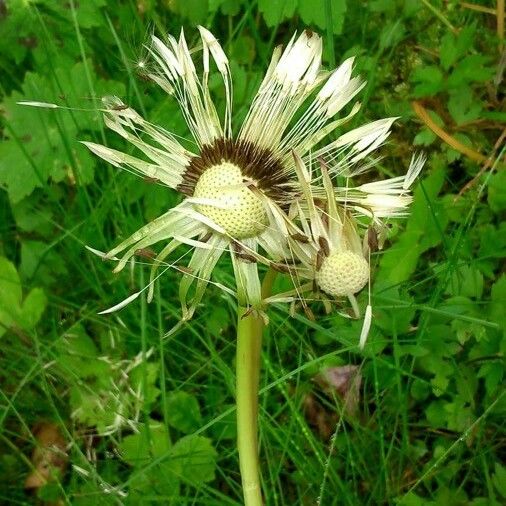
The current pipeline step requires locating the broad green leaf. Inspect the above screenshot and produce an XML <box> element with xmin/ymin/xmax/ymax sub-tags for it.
<box><xmin>425</xmin><ymin>400</ymin><xmax>447</xmax><ymax>427</ymax></box>
<box><xmin>19</xmin><ymin>287</ymin><xmax>47</xmax><ymax>329</ymax></box>
<box><xmin>258</xmin><ymin>0</ymin><xmax>297</xmax><ymax>27</ymax></box>
<box><xmin>0</xmin><ymin>62</ymin><xmax>124</xmax><ymax>202</ymax></box>
<box><xmin>168</xmin><ymin>435</ymin><xmax>217</xmax><ymax>485</ymax></box>
<box><xmin>488</xmin><ymin>170</ymin><xmax>506</xmax><ymax>213</ymax></box>
<box><xmin>448</xmin><ymin>87</ymin><xmax>482</xmax><ymax>125</ymax></box>
<box><xmin>231</xmin><ymin>35</ymin><xmax>256</xmax><ymax>66</ymax></box>
<box><xmin>478</xmin><ymin>362</ymin><xmax>504</xmax><ymax>396</ymax></box>
<box><xmin>440</xmin><ymin>25</ymin><xmax>476</xmax><ymax>71</ymax></box>
<box><xmin>447</xmin><ymin>264</ymin><xmax>484</xmax><ymax>299</ymax></box>
<box><xmin>444</xmin><ymin>397</ymin><xmax>475</xmax><ymax>432</ymax></box>
<box><xmin>166</xmin><ymin>391</ymin><xmax>203</xmax><ymax>434</ymax></box>
<box><xmin>0</xmin><ymin>0</ymin><xmax>37</xmax><ymax>65</ymax></box>
<box><xmin>492</xmin><ymin>463</ymin><xmax>506</xmax><ymax>499</ymax></box>
<box><xmin>440</xmin><ymin>32</ymin><xmax>458</xmax><ymax>70</ymax></box>
<box><xmin>369</xmin><ymin>0</ymin><xmax>396</xmax><ymax>13</ymax></box>
<box><xmin>297</xmin><ymin>0</ymin><xmax>347</xmax><ymax>35</ymax></box>
<box><xmin>210</xmin><ymin>0</ymin><xmax>243</xmax><ymax>15</ymax></box>
<box><xmin>0</xmin><ymin>256</ymin><xmax>47</xmax><ymax>337</ymax></box>
<box><xmin>447</xmin><ymin>54</ymin><xmax>493</xmax><ymax>88</ymax></box>
<box><xmin>120</xmin><ymin>421</ymin><xmax>180</xmax><ymax>498</ymax></box>
<box><xmin>395</xmin><ymin>491</ymin><xmax>427</xmax><ymax>506</ymax></box>
<box><xmin>120</xmin><ymin>425</ymin><xmax>216</xmax><ymax>488</ymax></box>
<box><xmin>20</xmin><ymin>240</ymin><xmax>67</xmax><ymax>286</ymax></box>
<box><xmin>69</xmin><ymin>0</ymin><xmax>107</xmax><ymax>28</ymax></box>
<box><xmin>413</xmin><ymin>127</ymin><xmax>436</xmax><ymax>146</ymax></box>
<box><xmin>490</xmin><ymin>275</ymin><xmax>506</xmax><ymax>329</ymax></box>
<box><xmin>120</xmin><ymin>421</ymin><xmax>171</xmax><ymax>466</ymax></box>
<box><xmin>39</xmin><ymin>0</ymin><xmax>107</xmax><ymax>28</ymax></box>
<box><xmin>411</xmin><ymin>66</ymin><xmax>444</xmax><ymax>97</ymax></box>
<box><xmin>373</xmin><ymin>285</ymin><xmax>416</xmax><ymax>334</ymax></box>
<box><xmin>12</xmin><ymin>197</ymin><xmax>53</xmax><ymax>234</ymax></box>
<box><xmin>130</xmin><ymin>362</ymin><xmax>161</xmax><ymax>406</ymax></box>
<box><xmin>379</xmin><ymin>21</ymin><xmax>405</xmax><ymax>50</ymax></box>
<box><xmin>0</xmin><ymin>257</ymin><xmax>22</xmax><ymax>330</ymax></box>
<box><xmin>451</xmin><ymin>320</ymin><xmax>485</xmax><ymax>345</ymax></box>
<box><xmin>171</xmin><ymin>0</ymin><xmax>209</xmax><ymax>24</ymax></box>
<box><xmin>410</xmin><ymin>378</ymin><xmax>430</xmax><ymax>401</ymax></box>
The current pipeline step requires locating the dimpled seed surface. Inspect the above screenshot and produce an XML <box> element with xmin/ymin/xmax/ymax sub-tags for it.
<box><xmin>193</xmin><ymin>162</ymin><xmax>268</xmax><ymax>239</ymax></box>
<box><xmin>316</xmin><ymin>251</ymin><xmax>369</xmax><ymax>297</ymax></box>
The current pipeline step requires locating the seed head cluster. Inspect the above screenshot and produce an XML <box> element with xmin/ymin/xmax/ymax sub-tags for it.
<box><xmin>75</xmin><ymin>26</ymin><xmax>423</xmax><ymax>333</ymax></box>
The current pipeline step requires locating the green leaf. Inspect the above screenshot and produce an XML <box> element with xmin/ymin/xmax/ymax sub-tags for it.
<box><xmin>210</xmin><ymin>0</ymin><xmax>244</xmax><ymax>15</ymax></box>
<box><xmin>490</xmin><ymin>275</ymin><xmax>506</xmax><ymax>329</ymax></box>
<box><xmin>166</xmin><ymin>391</ymin><xmax>203</xmax><ymax>434</ymax></box>
<box><xmin>492</xmin><ymin>462</ymin><xmax>506</xmax><ymax>499</ymax></box>
<box><xmin>425</xmin><ymin>400</ymin><xmax>447</xmax><ymax>427</ymax></box>
<box><xmin>447</xmin><ymin>264</ymin><xmax>484</xmax><ymax>299</ymax></box>
<box><xmin>0</xmin><ymin>257</ymin><xmax>22</xmax><ymax>329</ymax></box>
<box><xmin>297</xmin><ymin>0</ymin><xmax>347</xmax><ymax>35</ymax></box>
<box><xmin>410</xmin><ymin>378</ymin><xmax>430</xmax><ymax>401</ymax></box>
<box><xmin>38</xmin><ymin>0</ymin><xmax>107</xmax><ymax>28</ymax></box>
<box><xmin>379</xmin><ymin>21</ymin><xmax>405</xmax><ymax>50</ymax></box>
<box><xmin>119</xmin><ymin>425</ymin><xmax>216</xmax><ymax>488</ymax></box>
<box><xmin>19</xmin><ymin>288</ymin><xmax>47</xmax><ymax>329</ymax></box>
<box><xmin>20</xmin><ymin>240</ymin><xmax>67</xmax><ymax>285</ymax></box>
<box><xmin>0</xmin><ymin>61</ymin><xmax>125</xmax><ymax>202</ymax></box>
<box><xmin>12</xmin><ymin>198</ymin><xmax>53</xmax><ymax>234</ymax></box>
<box><xmin>0</xmin><ymin>0</ymin><xmax>38</xmax><ymax>65</ymax></box>
<box><xmin>444</xmin><ymin>397</ymin><xmax>475</xmax><ymax>432</ymax></box>
<box><xmin>369</xmin><ymin>0</ymin><xmax>396</xmax><ymax>13</ymax></box>
<box><xmin>452</xmin><ymin>320</ymin><xmax>485</xmax><ymax>345</ymax></box>
<box><xmin>258</xmin><ymin>0</ymin><xmax>297</xmax><ymax>27</ymax></box>
<box><xmin>0</xmin><ymin>256</ymin><xmax>47</xmax><ymax>336</ymax></box>
<box><xmin>478</xmin><ymin>362</ymin><xmax>503</xmax><ymax>396</ymax></box>
<box><xmin>448</xmin><ymin>87</ymin><xmax>482</xmax><ymax>125</ymax></box>
<box><xmin>119</xmin><ymin>421</ymin><xmax>180</xmax><ymax>497</ymax></box>
<box><xmin>413</xmin><ymin>127</ymin><xmax>436</xmax><ymax>146</ymax></box>
<box><xmin>488</xmin><ymin>170</ymin><xmax>506</xmax><ymax>213</ymax></box>
<box><xmin>373</xmin><ymin>285</ymin><xmax>416</xmax><ymax>334</ymax></box>
<box><xmin>447</xmin><ymin>55</ymin><xmax>493</xmax><ymax>88</ymax></box>
<box><xmin>171</xmin><ymin>0</ymin><xmax>209</xmax><ymax>24</ymax></box>
<box><xmin>440</xmin><ymin>32</ymin><xmax>458</xmax><ymax>70</ymax></box>
<box><xmin>130</xmin><ymin>362</ymin><xmax>161</xmax><ymax>406</ymax></box>
<box><xmin>440</xmin><ymin>25</ymin><xmax>477</xmax><ymax>71</ymax></box>
<box><xmin>55</xmin><ymin>324</ymin><xmax>112</xmax><ymax>392</ymax></box>
<box><xmin>395</xmin><ymin>491</ymin><xmax>427</xmax><ymax>506</ymax></box>
<box><xmin>411</xmin><ymin>66</ymin><xmax>444</xmax><ymax>97</ymax></box>
<box><xmin>70</xmin><ymin>0</ymin><xmax>107</xmax><ymax>28</ymax></box>
<box><xmin>169</xmin><ymin>435</ymin><xmax>217</xmax><ymax>485</ymax></box>
<box><xmin>120</xmin><ymin>421</ymin><xmax>171</xmax><ymax>466</ymax></box>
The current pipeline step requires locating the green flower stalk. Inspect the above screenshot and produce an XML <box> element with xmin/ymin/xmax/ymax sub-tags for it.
<box><xmin>236</xmin><ymin>306</ymin><xmax>264</xmax><ymax>506</ymax></box>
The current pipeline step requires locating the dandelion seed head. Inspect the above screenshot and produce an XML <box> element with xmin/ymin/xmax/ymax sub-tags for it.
<box><xmin>193</xmin><ymin>162</ymin><xmax>268</xmax><ymax>238</ymax></box>
<box><xmin>74</xmin><ymin>25</ymin><xmax>424</xmax><ymax>317</ymax></box>
<box><xmin>316</xmin><ymin>251</ymin><xmax>369</xmax><ymax>297</ymax></box>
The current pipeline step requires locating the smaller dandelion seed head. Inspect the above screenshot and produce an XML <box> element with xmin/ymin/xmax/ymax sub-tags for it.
<box><xmin>316</xmin><ymin>251</ymin><xmax>369</xmax><ymax>297</ymax></box>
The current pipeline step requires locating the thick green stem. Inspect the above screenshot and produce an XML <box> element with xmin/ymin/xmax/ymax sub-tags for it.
<box><xmin>236</xmin><ymin>306</ymin><xmax>264</xmax><ymax>506</ymax></box>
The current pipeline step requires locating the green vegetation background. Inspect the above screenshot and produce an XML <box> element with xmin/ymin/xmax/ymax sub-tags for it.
<box><xmin>0</xmin><ymin>0</ymin><xmax>505</xmax><ymax>504</ymax></box>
